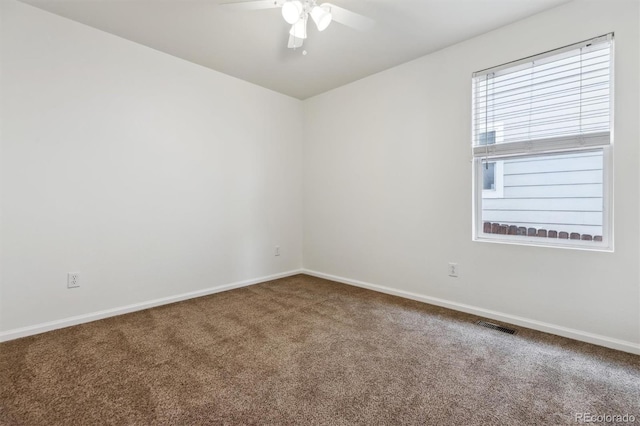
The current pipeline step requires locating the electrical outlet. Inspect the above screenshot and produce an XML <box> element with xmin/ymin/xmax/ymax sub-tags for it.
<box><xmin>448</xmin><ymin>263</ymin><xmax>459</xmax><ymax>278</ymax></box>
<box><xmin>67</xmin><ymin>272</ymin><xmax>80</xmax><ymax>288</ymax></box>
<box><xmin>275</xmin><ymin>246</ymin><xmax>280</xmax><ymax>256</ymax></box>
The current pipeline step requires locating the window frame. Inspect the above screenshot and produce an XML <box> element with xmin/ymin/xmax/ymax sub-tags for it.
<box><xmin>471</xmin><ymin>35</ymin><xmax>614</xmax><ymax>252</ymax></box>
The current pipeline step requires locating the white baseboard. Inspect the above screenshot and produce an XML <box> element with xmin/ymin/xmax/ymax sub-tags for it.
<box><xmin>0</xmin><ymin>269</ymin><xmax>304</xmax><ymax>343</ymax></box>
<box><xmin>4</xmin><ymin>268</ymin><xmax>638</xmax><ymax>355</ymax></box>
<box><xmin>302</xmin><ymin>269</ymin><xmax>640</xmax><ymax>355</ymax></box>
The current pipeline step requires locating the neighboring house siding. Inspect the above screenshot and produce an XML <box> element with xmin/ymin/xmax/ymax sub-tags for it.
<box><xmin>482</xmin><ymin>151</ymin><xmax>603</xmax><ymax>235</ymax></box>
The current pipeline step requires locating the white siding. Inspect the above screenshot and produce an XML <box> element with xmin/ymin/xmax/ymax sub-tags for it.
<box><xmin>484</xmin><ymin>197</ymin><xmax>602</xmax><ymax>211</ymax></box>
<box><xmin>503</xmin><ymin>183</ymin><xmax>602</xmax><ymax>198</ymax></box>
<box><xmin>482</xmin><ymin>151</ymin><xmax>603</xmax><ymax>235</ymax></box>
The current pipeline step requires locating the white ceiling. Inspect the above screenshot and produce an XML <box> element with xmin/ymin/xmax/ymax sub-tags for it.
<box><xmin>22</xmin><ymin>0</ymin><xmax>570</xmax><ymax>99</ymax></box>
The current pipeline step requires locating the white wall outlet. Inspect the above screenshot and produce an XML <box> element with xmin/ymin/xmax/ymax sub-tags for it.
<box><xmin>448</xmin><ymin>263</ymin><xmax>459</xmax><ymax>278</ymax></box>
<box><xmin>67</xmin><ymin>272</ymin><xmax>80</xmax><ymax>288</ymax></box>
<box><xmin>275</xmin><ymin>246</ymin><xmax>280</xmax><ymax>256</ymax></box>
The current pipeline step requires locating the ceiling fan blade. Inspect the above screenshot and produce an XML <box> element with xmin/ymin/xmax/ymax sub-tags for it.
<box><xmin>219</xmin><ymin>0</ymin><xmax>282</xmax><ymax>11</ymax></box>
<box><xmin>322</xmin><ymin>3</ymin><xmax>374</xmax><ymax>32</ymax></box>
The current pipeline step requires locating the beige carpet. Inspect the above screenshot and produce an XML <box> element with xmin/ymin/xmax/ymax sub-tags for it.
<box><xmin>1</xmin><ymin>274</ymin><xmax>638</xmax><ymax>425</ymax></box>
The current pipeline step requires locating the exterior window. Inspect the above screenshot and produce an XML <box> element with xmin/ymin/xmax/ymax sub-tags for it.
<box><xmin>482</xmin><ymin>161</ymin><xmax>504</xmax><ymax>198</ymax></box>
<box><xmin>472</xmin><ymin>34</ymin><xmax>613</xmax><ymax>250</ymax></box>
<box><xmin>479</xmin><ymin>130</ymin><xmax>496</xmax><ymax>146</ymax></box>
<box><xmin>483</xmin><ymin>162</ymin><xmax>496</xmax><ymax>190</ymax></box>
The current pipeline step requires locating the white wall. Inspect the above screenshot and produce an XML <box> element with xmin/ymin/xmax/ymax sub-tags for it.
<box><xmin>0</xmin><ymin>0</ymin><xmax>303</xmax><ymax>334</ymax></box>
<box><xmin>303</xmin><ymin>0</ymin><xmax>640</xmax><ymax>350</ymax></box>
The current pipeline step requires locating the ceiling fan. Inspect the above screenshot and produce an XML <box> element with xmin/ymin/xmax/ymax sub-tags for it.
<box><xmin>221</xmin><ymin>0</ymin><xmax>375</xmax><ymax>50</ymax></box>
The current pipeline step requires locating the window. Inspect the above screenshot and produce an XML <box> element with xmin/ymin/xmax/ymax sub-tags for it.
<box><xmin>483</xmin><ymin>162</ymin><xmax>496</xmax><ymax>190</ymax></box>
<box><xmin>472</xmin><ymin>34</ymin><xmax>613</xmax><ymax>250</ymax></box>
<box><xmin>479</xmin><ymin>130</ymin><xmax>496</xmax><ymax>146</ymax></box>
<box><xmin>482</xmin><ymin>161</ymin><xmax>504</xmax><ymax>198</ymax></box>
<box><xmin>478</xmin><ymin>128</ymin><xmax>504</xmax><ymax>198</ymax></box>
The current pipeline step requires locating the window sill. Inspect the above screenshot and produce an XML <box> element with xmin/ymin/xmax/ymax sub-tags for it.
<box><xmin>473</xmin><ymin>234</ymin><xmax>613</xmax><ymax>252</ymax></box>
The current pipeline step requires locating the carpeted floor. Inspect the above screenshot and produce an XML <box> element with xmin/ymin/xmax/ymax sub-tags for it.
<box><xmin>1</xmin><ymin>274</ymin><xmax>638</xmax><ymax>425</ymax></box>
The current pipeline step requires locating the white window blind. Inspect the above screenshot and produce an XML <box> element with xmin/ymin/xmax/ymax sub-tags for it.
<box><xmin>472</xmin><ymin>34</ymin><xmax>614</xmax><ymax>250</ymax></box>
<box><xmin>472</xmin><ymin>34</ymin><xmax>612</xmax><ymax>157</ymax></box>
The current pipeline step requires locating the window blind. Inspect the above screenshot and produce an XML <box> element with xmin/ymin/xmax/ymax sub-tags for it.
<box><xmin>472</xmin><ymin>34</ymin><xmax>612</xmax><ymax>157</ymax></box>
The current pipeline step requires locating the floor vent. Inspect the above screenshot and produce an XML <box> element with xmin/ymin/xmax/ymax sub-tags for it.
<box><xmin>476</xmin><ymin>321</ymin><xmax>517</xmax><ymax>335</ymax></box>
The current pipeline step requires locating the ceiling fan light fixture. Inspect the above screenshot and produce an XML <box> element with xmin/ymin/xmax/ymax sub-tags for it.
<box><xmin>282</xmin><ymin>0</ymin><xmax>303</xmax><ymax>25</ymax></box>
<box><xmin>288</xmin><ymin>34</ymin><xmax>304</xmax><ymax>49</ymax></box>
<box><xmin>289</xmin><ymin>14</ymin><xmax>307</xmax><ymax>39</ymax></box>
<box><xmin>310</xmin><ymin>4</ymin><xmax>332</xmax><ymax>31</ymax></box>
